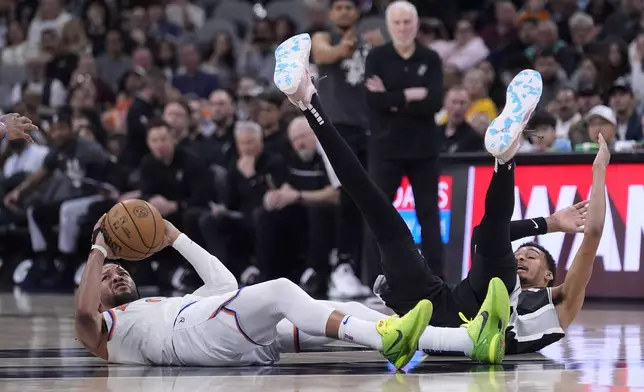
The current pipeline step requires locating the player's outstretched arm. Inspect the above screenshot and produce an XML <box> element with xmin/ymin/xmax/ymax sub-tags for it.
<box><xmin>75</xmin><ymin>215</ymin><xmax>111</xmax><ymax>360</ymax></box>
<box><xmin>162</xmin><ymin>220</ymin><xmax>238</xmax><ymax>293</ymax></box>
<box><xmin>553</xmin><ymin>134</ymin><xmax>610</xmax><ymax>328</ymax></box>
<box><xmin>508</xmin><ymin>201</ymin><xmax>588</xmax><ymax>242</ymax></box>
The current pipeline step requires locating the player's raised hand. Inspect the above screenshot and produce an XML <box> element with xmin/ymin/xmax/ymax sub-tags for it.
<box><xmin>92</xmin><ymin>214</ymin><xmax>116</xmax><ymax>259</ymax></box>
<box><xmin>0</xmin><ymin>113</ymin><xmax>37</xmax><ymax>143</ymax></box>
<box><xmin>593</xmin><ymin>133</ymin><xmax>611</xmax><ymax>169</ymax></box>
<box><xmin>548</xmin><ymin>200</ymin><xmax>589</xmax><ymax>233</ymax></box>
<box><xmin>161</xmin><ymin>219</ymin><xmax>181</xmax><ymax>249</ymax></box>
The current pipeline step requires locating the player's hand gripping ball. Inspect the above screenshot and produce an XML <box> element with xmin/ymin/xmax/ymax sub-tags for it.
<box><xmin>101</xmin><ymin>199</ymin><xmax>165</xmax><ymax>261</ymax></box>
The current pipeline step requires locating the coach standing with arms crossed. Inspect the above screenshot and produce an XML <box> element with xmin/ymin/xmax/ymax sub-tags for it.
<box><xmin>364</xmin><ymin>1</ymin><xmax>445</xmax><ymax>279</ymax></box>
<box><xmin>311</xmin><ymin>0</ymin><xmax>384</xmax><ymax>297</ymax></box>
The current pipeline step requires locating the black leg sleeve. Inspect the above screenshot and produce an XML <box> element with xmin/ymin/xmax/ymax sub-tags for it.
<box><xmin>300</xmin><ymin>94</ymin><xmax>411</xmax><ymax>245</ymax></box>
<box><xmin>476</xmin><ymin>161</ymin><xmax>516</xmax><ymax>258</ymax></box>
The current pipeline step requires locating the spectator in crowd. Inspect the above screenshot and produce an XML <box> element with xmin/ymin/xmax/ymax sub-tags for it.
<box><xmin>480</xmin><ymin>0</ymin><xmax>518</xmax><ymax>51</ymax></box>
<box><xmin>568</xmin><ymin>12</ymin><xmax>603</xmax><ymax>60</ymax></box>
<box><xmin>601</xmin><ymin>0</ymin><xmax>642</xmax><ymax>43</ymax></box>
<box><xmin>274</xmin><ymin>16</ymin><xmax>298</xmax><ymax>44</ymax></box>
<box><xmin>4</xmin><ymin>110</ymin><xmax>115</xmax><ymax>289</ymax></box>
<box><xmin>477</xmin><ymin>60</ymin><xmax>507</xmax><ymax>108</ymax></box>
<box><xmin>257</xmin><ymin>90</ymin><xmax>290</xmax><ymax>158</ymax></box>
<box><xmin>165</xmin><ymin>0</ymin><xmax>205</xmax><ymax>32</ymax></box>
<box><xmin>81</xmin><ymin>0</ymin><xmax>111</xmax><ymax>55</ymax></box>
<box><xmin>237</xmin><ymin>19</ymin><xmax>277</xmax><ymax>86</ymax></box>
<box><xmin>120</xmin><ymin>68</ymin><xmax>167</xmax><ymax>170</ymax></box>
<box><xmin>69</xmin><ymin>53</ymin><xmax>115</xmax><ymax>107</ymax></box>
<box><xmin>60</xmin><ymin>18</ymin><xmax>91</xmax><ymax>55</ymax></box>
<box><xmin>568</xmin><ymin>57</ymin><xmax>600</xmax><ymax>93</ymax></box>
<box><xmin>521</xmin><ymin>111</ymin><xmax>572</xmax><ymax>152</ymax></box>
<box><xmin>438</xmin><ymin>86</ymin><xmax>483</xmax><ymax>153</ymax></box>
<box><xmin>365</xmin><ymin>1</ymin><xmax>445</xmax><ymax>281</ymax></box>
<box><xmin>605</xmin><ymin>39</ymin><xmax>631</xmax><ymax>87</ymax></box>
<box><xmin>533</xmin><ymin>48</ymin><xmax>566</xmax><ymax>111</ymax></box>
<box><xmin>162</xmin><ymin>100</ymin><xmax>193</xmax><ymax>146</ymax></box>
<box><xmin>258</xmin><ymin>117</ymin><xmax>339</xmax><ymax>287</ymax></box>
<box><xmin>608</xmin><ymin>78</ymin><xmax>643</xmax><ymax>141</ymax></box>
<box><xmin>303</xmin><ymin>0</ymin><xmax>331</xmax><ymax>36</ymax></box>
<box><xmin>439</xmin><ymin>19</ymin><xmax>490</xmax><ymax>72</ymax></box>
<box><xmin>3</xmin><ymin>21</ymin><xmax>31</xmax><ymax>66</ymax></box>
<box><xmin>96</xmin><ymin>30</ymin><xmax>132</xmax><ymax>91</ymax></box>
<box><xmin>202</xmin><ymin>31</ymin><xmax>238</xmax><ymax>90</ymax></box>
<box><xmin>199</xmin><ymin>121</ymin><xmax>286</xmax><ymax>284</ymax></box>
<box><xmin>202</xmin><ymin>90</ymin><xmax>238</xmax><ymax>169</ymax></box>
<box><xmin>525</xmin><ymin>20</ymin><xmax>578</xmax><ymax>75</ymax></box>
<box><xmin>577</xmin><ymin>83</ymin><xmax>603</xmax><ymax>115</ymax></box>
<box><xmin>236</xmin><ymin>75</ymin><xmax>262</xmax><ymax>120</ymax></box>
<box><xmin>313</xmin><ymin>0</ymin><xmax>383</xmax><ymax>293</ymax></box>
<box><xmin>155</xmin><ymin>39</ymin><xmax>179</xmax><ymax>79</ymax></box>
<box><xmin>132</xmin><ymin>47</ymin><xmax>154</xmax><ymax>74</ymax></box>
<box><xmin>583</xmin><ymin>104</ymin><xmax>618</xmax><ymax>149</ymax></box>
<box><xmin>11</xmin><ymin>52</ymin><xmax>67</xmax><ymax>110</ymax></box>
<box><xmin>138</xmin><ymin>119</ymin><xmax>213</xmax><ymax>235</ymax></box>
<box><xmin>462</xmin><ymin>68</ymin><xmax>498</xmax><ymax>134</ymax></box>
<box><xmin>494</xmin><ymin>16</ymin><xmax>538</xmax><ymax>74</ymax></box>
<box><xmin>554</xmin><ymin>87</ymin><xmax>582</xmax><ymax>138</ymax></box>
<box><xmin>43</xmin><ymin>28</ymin><xmax>79</xmax><ymax>87</ymax></box>
<box><xmin>27</xmin><ymin>0</ymin><xmax>72</xmax><ymax>49</ymax></box>
<box><xmin>147</xmin><ymin>3</ymin><xmax>182</xmax><ymax>40</ymax></box>
<box><xmin>172</xmin><ymin>43</ymin><xmax>220</xmax><ymax>99</ymax></box>
<box><xmin>0</xmin><ymin>138</ymin><xmax>49</xmax><ymax>226</ymax></box>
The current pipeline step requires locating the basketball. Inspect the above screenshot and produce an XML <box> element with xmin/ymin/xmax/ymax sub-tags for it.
<box><xmin>101</xmin><ymin>199</ymin><xmax>165</xmax><ymax>261</ymax></box>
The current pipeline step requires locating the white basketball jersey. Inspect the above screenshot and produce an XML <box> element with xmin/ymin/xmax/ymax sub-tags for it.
<box><xmin>102</xmin><ymin>296</ymin><xmax>191</xmax><ymax>364</ymax></box>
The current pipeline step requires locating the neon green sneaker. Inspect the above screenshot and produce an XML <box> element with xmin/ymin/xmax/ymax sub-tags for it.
<box><xmin>376</xmin><ymin>299</ymin><xmax>433</xmax><ymax>369</ymax></box>
<box><xmin>459</xmin><ymin>277</ymin><xmax>510</xmax><ymax>364</ymax></box>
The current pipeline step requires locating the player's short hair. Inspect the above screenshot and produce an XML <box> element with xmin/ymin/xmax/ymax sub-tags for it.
<box><xmin>518</xmin><ymin>242</ymin><xmax>556</xmax><ymax>287</ymax></box>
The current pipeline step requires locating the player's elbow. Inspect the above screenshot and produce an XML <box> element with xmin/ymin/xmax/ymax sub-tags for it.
<box><xmin>584</xmin><ymin>224</ymin><xmax>603</xmax><ymax>238</ymax></box>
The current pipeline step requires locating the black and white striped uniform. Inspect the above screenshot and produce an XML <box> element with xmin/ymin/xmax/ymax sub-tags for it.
<box><xmin>505</xmin><ymin>278</ymin><xmax>566</xmax><ymax>354</ymax></box>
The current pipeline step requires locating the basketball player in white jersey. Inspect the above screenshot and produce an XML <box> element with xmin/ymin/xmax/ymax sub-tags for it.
<box><xmin>74</xmin><ymin>215</ymin><xmax>438</xmax><ymax>369</ymax></box>
<box><xmin>272</xmin><ymin>32</ymin><xmax>610</xmax><ymax>356</ymax></box>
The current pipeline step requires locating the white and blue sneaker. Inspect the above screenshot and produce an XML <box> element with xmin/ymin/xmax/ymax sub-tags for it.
<box><xmin>274</xmin><ymin>33</ymin><xmax>317</xmax><ymax>108</ymax></box>
<box><xmin>485</xmin><ymin>69</ymin><xmax>543</xmax><ymax>164</ymax></box>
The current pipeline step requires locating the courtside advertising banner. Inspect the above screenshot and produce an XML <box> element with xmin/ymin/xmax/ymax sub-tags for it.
<box><xmin>394</xmin><ymin>176</ymin><xmax>453</xmax><ymax>244</ymax></box>
<box><xmin>462</xmin><ymin>163</ymin><xmax>644</xmax><ymax>298</ymax></box>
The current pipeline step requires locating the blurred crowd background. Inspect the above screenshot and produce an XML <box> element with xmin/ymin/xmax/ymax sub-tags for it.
<box><xmin>0</xmin><ymin>0</ymin><xmax>642</xmax><ymax>298</ymax></box>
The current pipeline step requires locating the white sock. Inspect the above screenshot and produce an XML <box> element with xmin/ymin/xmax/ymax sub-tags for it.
<box><xmin>337</xmin><ymin>315</ymin><xmax>383</xmax><ymax>350</ymax></box>
<box><xmin>418</xmin><ymin>326</ymin><xmax>473</xmax><ymax>355</ymax></box>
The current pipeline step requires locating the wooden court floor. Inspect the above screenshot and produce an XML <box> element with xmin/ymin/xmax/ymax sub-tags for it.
<box><xmin>0</xmin><ymin>291</ymin><xmax>642</xmax><ymax>391</ymax></box>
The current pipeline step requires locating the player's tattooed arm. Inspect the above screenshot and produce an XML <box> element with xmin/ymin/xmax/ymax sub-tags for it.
<box><xmin>554</xmin><ymin>134</ymin><xmax>609</xmax><ymax>328</ymax></box>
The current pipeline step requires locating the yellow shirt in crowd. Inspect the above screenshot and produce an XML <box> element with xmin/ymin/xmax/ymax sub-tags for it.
<box><xmin>438</xmin><ymin>97</ymin><xmax>498</xmax><ymax>125</ymax></box>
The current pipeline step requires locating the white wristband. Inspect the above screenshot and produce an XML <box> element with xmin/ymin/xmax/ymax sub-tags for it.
<box><xmin>91</xmin><ymin>244</ymin><xmax>108</xmax><ymax>258</ymax></box>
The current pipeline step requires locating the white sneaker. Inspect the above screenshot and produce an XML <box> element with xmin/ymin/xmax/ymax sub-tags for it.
<box><xmin>274</xmin><ymin>33</ymin><xmax>317</xmax><ymax>109</ymax></box>
<box><xmin>485</xmin><ymin>69</ymin><xmax>543</xmax><ymax>164</ymax></box>
<box><xmin>327</xmin><ymin>263</ymin><xmax>370</xmax><ymax>299</ymax></box>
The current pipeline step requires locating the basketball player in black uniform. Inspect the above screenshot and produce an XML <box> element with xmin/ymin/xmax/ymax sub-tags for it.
<box><xmin>274</xmin><ymin>33</ymin><xmax>609</xmax><ymax>355</ymax></box>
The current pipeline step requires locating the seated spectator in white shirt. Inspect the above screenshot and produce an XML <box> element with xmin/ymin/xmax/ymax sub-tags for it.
<box><xmin>27</xmin><ymin>0</ymin><xmax>72</xmax><ymax>50</ymax></box>
<box><xmin>11</xmin><ymin>53</ymin><xmax>67</xmax><ymax>110</ymax></box>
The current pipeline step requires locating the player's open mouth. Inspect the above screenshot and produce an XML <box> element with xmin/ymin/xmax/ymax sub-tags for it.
<box><xmin>517</xmin><ymin>265</ymin><xmax>528</xmax><ymax>272</ymax></box>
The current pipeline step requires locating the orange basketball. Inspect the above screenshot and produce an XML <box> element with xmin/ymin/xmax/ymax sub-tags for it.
<box><xmin>101</xmin><ymin>199</ymin><xmax>165</xmax><ymax>261</ymax></box>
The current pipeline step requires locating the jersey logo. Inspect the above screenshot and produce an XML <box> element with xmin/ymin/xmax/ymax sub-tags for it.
<box><xmin>418</xmin><ymin>65</ymin><xmax>427</xmax><ymax>76</ymax></box>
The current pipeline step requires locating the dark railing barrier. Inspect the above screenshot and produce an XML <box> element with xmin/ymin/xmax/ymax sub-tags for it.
<box><xmin>383</xmin><ymin>152</ymin><xmax>644</xmax><ymax>299</ymax></box>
